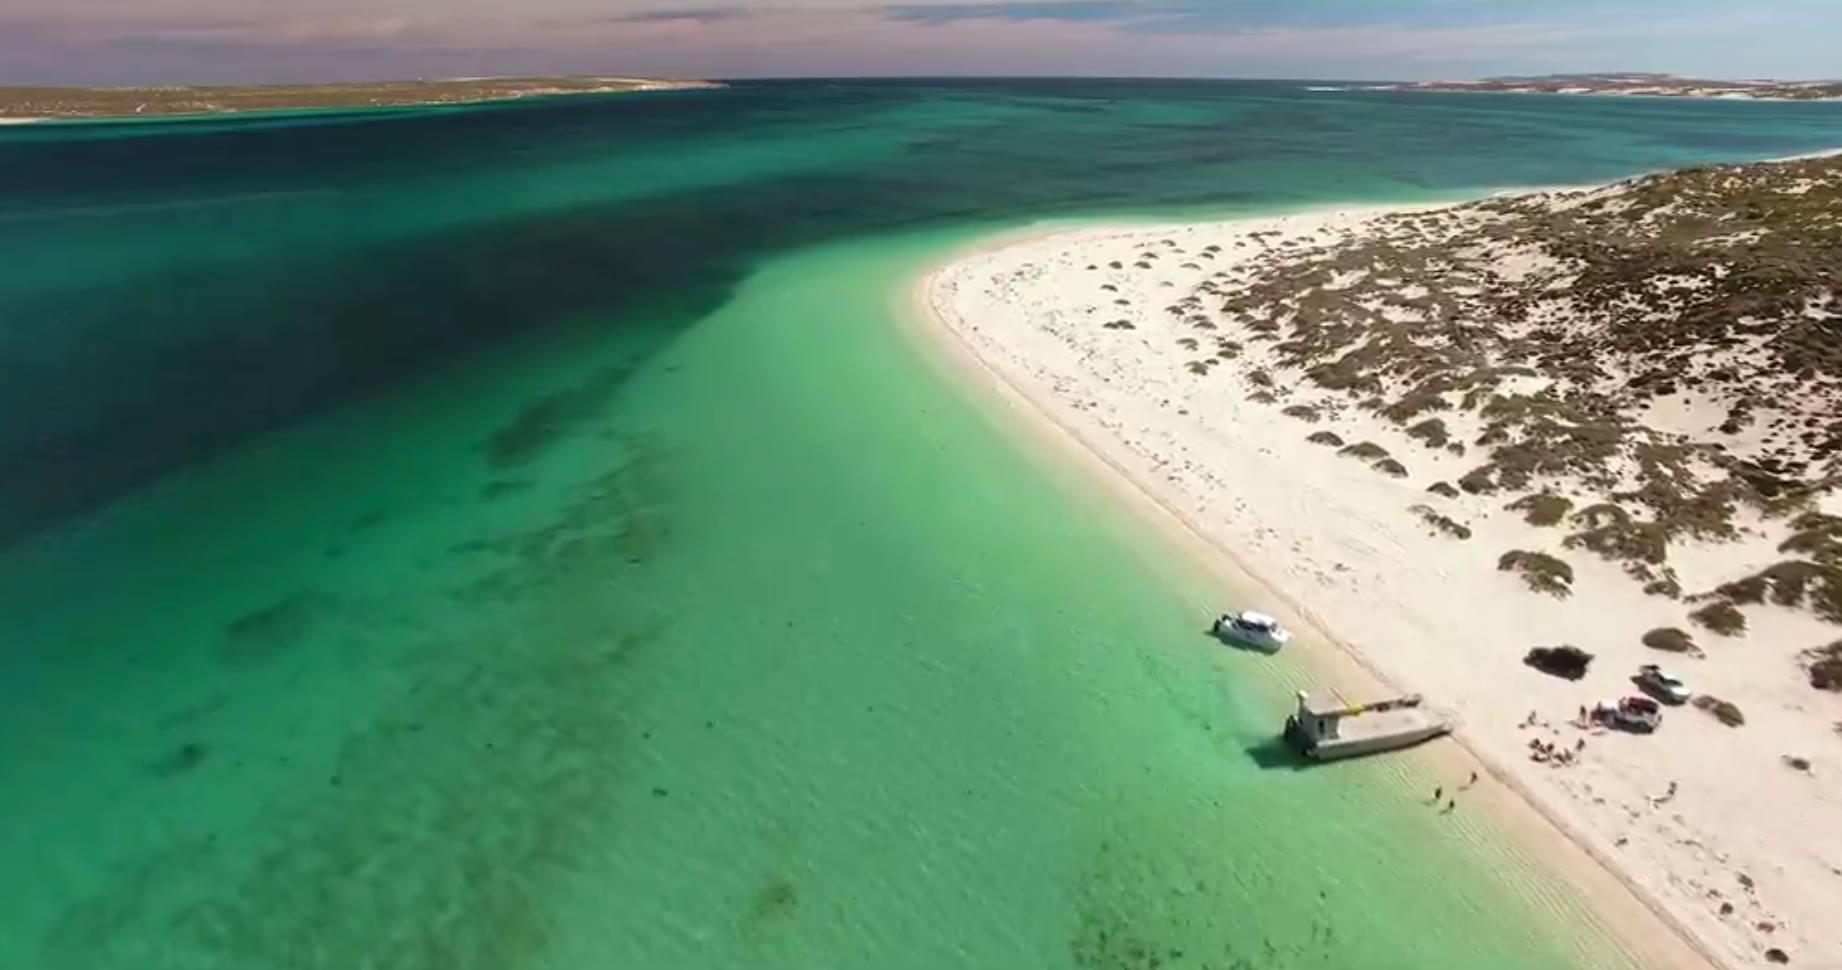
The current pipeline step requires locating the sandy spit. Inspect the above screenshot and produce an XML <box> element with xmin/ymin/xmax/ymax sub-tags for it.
<box><xmin>912</xmin><ymin>202</ymin><xmax>1840</xmax><ymax>970</ymax></box>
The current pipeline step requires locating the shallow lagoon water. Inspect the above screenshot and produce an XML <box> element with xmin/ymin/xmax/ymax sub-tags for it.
<box><xmin>4</xmin><ymin>80</ymin><xmax>1841</xmax><ymax>968</ymax></box>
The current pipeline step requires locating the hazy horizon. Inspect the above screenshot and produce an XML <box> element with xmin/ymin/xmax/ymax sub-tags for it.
<box><xmin>8</xmin><ymin>70</ymin><xmax>1842</xmax><ymax>89</ymax></box>
<box><xmin>4</xmin><ymin>1</ymin><xmax>1841</xmax><ymax>87</ymax></box>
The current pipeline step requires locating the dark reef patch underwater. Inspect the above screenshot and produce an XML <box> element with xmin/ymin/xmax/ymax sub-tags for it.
<box><xmin>4</xmin><ymin>79</ymin><xmax>1842</xmax><ymax>968</ymax></box>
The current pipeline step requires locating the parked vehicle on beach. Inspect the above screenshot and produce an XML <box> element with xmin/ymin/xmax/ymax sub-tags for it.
<box><xmin>1213</xmin><ymin>610</ymin><xmax>1291</xmax><ymax>653</ymax></box>
<box><xmin>1633</xmin><ymin>664</ymin><xmax>1691</xmax><ymax>705</ymax></box>
<box><xmin>1596</xmin><ymin>695</ymin><xmax>1663</xmax><ymax>733</ymax></box>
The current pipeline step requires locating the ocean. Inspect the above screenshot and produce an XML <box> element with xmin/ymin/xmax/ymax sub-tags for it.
<box><xmin>3</xmin><ymin>79</ymin><xmax>1838</xmax><ymax>969</ymax></box>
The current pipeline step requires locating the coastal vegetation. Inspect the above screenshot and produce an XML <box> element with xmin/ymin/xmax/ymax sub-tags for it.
<box><xmin>1693</xmin><ymin>695</ymin><xmax>1747</xmax><ymax>727</ymax></box>
<box><xmin>1642</xmin><ymin>627</ymin><xmax>1700</xmax><ymax>655</ymax></box>
<box><xmin>1397</xmin><ymin>73</ymin><xmax>1842</xmax><ymax>101</ymax></box>
<box><xmin>1806</xmin><ymin>642</ymin><xmax>1842</xmax><ymax>690</ymax></box>
<box><xmin>1181</xmin><ymin>154</ymin><xmax>1842</xmax><ymax>625</ymax></box>
<box><xmin>1337</xmin><ymin>441</ymin><xmax>1390</xmax><ymax>461</ymax></box>
<box><xmin>1690</xmin><ymin>600</ymin><xmax>1749</xmax><ymax>636</ymax></box>
<box><xmin>1509</xmin><ymin>492</ymin><xmax>1573</xmax><ymax>527</ymax></box>
<box><xmin>1406</xmin><ymin>417</ymin><xmax>1451</xmax><ymax>448</ymax></box>
<box><xmin>1715</xmin><ymin>562</ymin><xmax>1842</xmax><ymax>624</ymax></box>
<box><xmin>1498</xmin><ymin>550</ymin><xmax>1574</xmax><ymax>598</ymax></box>
<box><xmin>1411</xmin><ymin>504</ymin><xmax>1472</xmax><ymax>540</ymax></box>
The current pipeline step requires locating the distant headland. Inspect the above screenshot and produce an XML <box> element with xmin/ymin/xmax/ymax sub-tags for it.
<box><xmin>0</xmin><ymin>76</ymin><xmax>724</xmax><ymax>123</ymax></box>
<box><xmin>1382</xmin><ymin>72</ymin><xmax>1842</xmax><ymax>101</ymax></box>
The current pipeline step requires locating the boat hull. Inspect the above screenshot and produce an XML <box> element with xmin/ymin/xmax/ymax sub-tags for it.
<box><xmin>1284</xmin><ymin>716</ymin><xmax>1450</xmax><ymax>761</ymax></box>
<box><xmin>1213</xmin><ymin>619</ymin><xmax>1286</xmax><ymax>653</ymax></box>
<box><xmin>1307</xmin><ymin>725</ymin><xmax>1450</xmax><ymax>761</ymax></box>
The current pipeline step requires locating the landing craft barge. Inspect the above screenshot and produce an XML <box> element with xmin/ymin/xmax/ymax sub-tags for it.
<box><xmin>1284</xmin><ymin>691</ymin><xmax>1452</xmax><ymax>761</ymax></box>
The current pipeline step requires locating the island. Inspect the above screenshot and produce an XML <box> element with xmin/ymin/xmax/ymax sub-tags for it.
<box><xmin>0</xmin><ymin>76</ymin><xmax>723</xmax><ymax>122</ymax></box>
<box><xmin>1386</xmin><ymin>72</ymin><xmax>1842</xmax><ymax>101</ymax></box>
<box><xmin>926</xmin><ymin>151</ymin><xmax>1842</xmax><ymax>970</ymax></box>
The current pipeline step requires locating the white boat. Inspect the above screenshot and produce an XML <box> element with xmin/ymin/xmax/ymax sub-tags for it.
<box><xmin>1212</xmin><ymin>610</ymin><xmax>1291</xmax><ymax>653</ymax></box>
<box><xmin>1285</xmin><ymin>691</ymin><xmax>1452</xmax><ymax>760</ymax></box>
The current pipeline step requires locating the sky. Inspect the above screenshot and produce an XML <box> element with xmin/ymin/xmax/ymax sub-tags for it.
<box><xmin>3</xmin><ymin>0</ymin><xmax>1841</xmax><ymax>86</ymax></box>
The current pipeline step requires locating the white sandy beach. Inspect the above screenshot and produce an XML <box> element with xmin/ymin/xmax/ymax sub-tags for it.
<box><xmin>920</xmin><ymin>202</ymin><xmax>1842</xmax><ymax>970</ymax></box>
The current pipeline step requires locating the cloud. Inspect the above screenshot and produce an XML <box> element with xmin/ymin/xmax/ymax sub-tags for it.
<box><xmin>2</xmin><ymin>0</ymin><xmax>1837</xmax><ymax>84</ymax></box>
<box><xmin>883</xmin><ymin>1</ymin><xmax>1147</xmax><ymax>25</ymax></box>
<box><xmin>596</xmin><ymin>7</ymin><xmax>751</xmax><ymax>25</ymax></box>
<box><xmin>875</xmin><ymin>0</ymin><xmax>1814</xmax><ymax>40</ymax></box>
<box><xmin>877</xmin><ymin>0</ymin><xmax>1520</xmax><ymax>36</ymax></box>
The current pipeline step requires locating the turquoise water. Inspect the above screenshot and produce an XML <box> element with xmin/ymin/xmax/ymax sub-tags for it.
<box><xmin>3</xmin><ymin>80</ymin><xmax>1839</xmax><ymax>969</ymax></box>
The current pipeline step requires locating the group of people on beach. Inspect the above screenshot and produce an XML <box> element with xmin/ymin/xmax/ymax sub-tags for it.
<box><xmin>1529</xmin><ymin>736</ymin><xmax>1585</xmax><ymax>766</ymax></box>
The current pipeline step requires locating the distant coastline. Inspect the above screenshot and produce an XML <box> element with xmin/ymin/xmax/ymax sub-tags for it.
<box><xmin>1379</xmin><ymin>72</ymin><xmax>1842</xmax><ymax>102</ymax></box>
<box><xmin>0</xmin><ymin>76</ymin><xmax>724</xmax><ymax>122</ymax></box>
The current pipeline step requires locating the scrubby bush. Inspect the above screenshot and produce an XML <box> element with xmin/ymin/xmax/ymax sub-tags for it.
<box><xmin>1693</xmin><ymin>695</ymin><xmax>1745</xmax><ymax>727</ymax></box>
<box><xmin>1642</xmin><ymin>575</ymin><xmax>1683</xmax><ymax>599</ymax></box>
<box><xmin>1410</xmin><ymin>504</ymin><xmax>1471</xmax><ymax>540</ymax></box>
<box><xmin>1339</xmin><ymin>441</ymin><xmax>1390</xmax><ymax>461</ymax></box>
<box><xmin>1508</xmin><ymin>492</ymin><xmax>1574</xmax><ymax>527</ymax></box>
<box><xmin>1642</xmin><ymin>627</ymin><xmax>1699</xmax><ymax>655</ymax></box>
<box><xmin>1781</xmin><ymin>512</ymin><xmax>1842</xmax><ymax>563</ymax></box>
<box><xmin>1718</xmin><ymin>561</ymin><xmax>1842</xmax><ymax>624</ymax></box>
<box><xmin>1406</xmin><ymin>418</ymin><xmax>1451</xmax><ymax>449</ymax></box>
<box><xmin>1307</xmin><ymin>431</ymin><xmax>1345</xmax><ymax>448</ymax></box>
<box><xmin>1570</xmin><ymin>503</ymin><xmax>1628</xmax><ymax>530</ymax></box>
<box><xmin>1566</xmin><ymin>518</ymin><xmax>1669</xmax><ymax>566</ymax></box>
<box><xmin>1458</xmin><ymin>466</ymin><xmax>1496</xmax><ymax>495</ymax></box>
<box><xmin>1690</xmin><ymin>600</ymin><xmax>1747</xmax><ymax>636</ymax></box>
<box><xmin>1805</xmin><ymin>641</ymin><xmax>1842</xmax><ymax>691</ymax></box>
<box><xmin>1498</xmin><ymin>550</ymin><xmax>1574</xmax><ymax>598</ymax></box>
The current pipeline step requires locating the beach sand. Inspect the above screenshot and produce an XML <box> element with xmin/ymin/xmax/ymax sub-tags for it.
<box><xmin>917</xmin><ymin>202</ymin><xmax>1841</xmax><ymax>970</ymax></box>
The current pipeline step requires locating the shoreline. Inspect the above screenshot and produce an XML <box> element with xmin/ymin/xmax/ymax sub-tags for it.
<box><xmin>1378</xmin><ymin>84</ymin><xmax>1842</xmax><ymax>103</ymax></box>
<box><xmin>905</xmin><ymin>193</ymin><xmax>1829</xmax><ymax>970</ymax></box>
